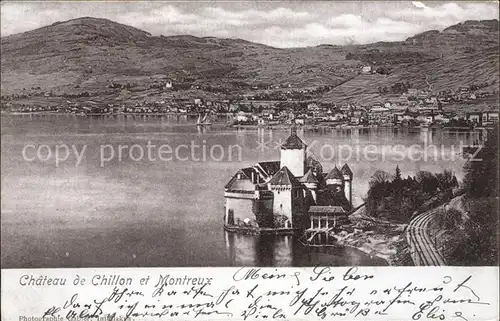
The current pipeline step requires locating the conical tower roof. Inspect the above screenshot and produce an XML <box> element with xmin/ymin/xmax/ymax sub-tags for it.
<box><xmin>341</xmin><ymin>163</ymin><xmax>353</xmax><ymax>177</ymax></box>
<box><xmin>281</xmin><ymin>127</ymin><xmax>307</xmax><ymax>150</ymax></box>
<box><xmin>299</xmin><ymin>168</ymin><xmax>319</xmax><ymax>184</ymax></box>
<box><xmin>326</xmin><ymin>166</ymin><xmax>343</xmax><ymax>180</ymax></box>
<box><xmin>268</xmin><ymin>166</ymin><xmax>301</xmax><ymax>186</ymax></box>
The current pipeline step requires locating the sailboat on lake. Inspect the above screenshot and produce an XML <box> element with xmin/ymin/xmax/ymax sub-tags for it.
<box><xmin>197</xmin><ymin>110</ymin><xmax>212</xmax><ymax>126</ymax></box>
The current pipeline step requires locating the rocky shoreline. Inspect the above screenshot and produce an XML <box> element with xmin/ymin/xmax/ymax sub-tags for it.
<box><xmin>338</xmin><ymin>205</ymin><xmax>410</xmax><ymax>265</ymax></box>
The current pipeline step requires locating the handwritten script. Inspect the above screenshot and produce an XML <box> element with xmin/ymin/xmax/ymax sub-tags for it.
<box><xmin>3</xmin><ymin>266</ymin><xmax>498</xmax><ymax>321</ymax></box>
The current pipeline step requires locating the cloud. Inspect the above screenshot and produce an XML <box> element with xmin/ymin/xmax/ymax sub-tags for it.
<box><xmin>412</xmin><ymin>1</ymin><xmax>430</xmax><ymax>9</ymax></box>
<box><xmin>327</xmin><ymin>14</ymin><xmax>364</xmax><ymax>28</ymax></box>
<box><xmin>1</xmin><ymin>2</ymin><xmax>498</xmax><ymax>48</ymax></box>
<box><xmin>118</xmin><ymin>6</ymin><xmax>316</xmax><ymax>36</ymax></box>
<box><xmin>203</xmin><ymin>7</ymin><xmax>313</xmax><ymax>24</ymax></box>
<box><xmin>258</xmin><ymin>17</ymin><xmax>423</xmax><ymax>48</ymax></box>
<box><xmin>388</xmin><ymin>2</ymin><xmax>499</xmax><ymax>29</ymax></box>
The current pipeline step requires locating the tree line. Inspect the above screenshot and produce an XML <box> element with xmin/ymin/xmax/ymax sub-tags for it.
<box><xmin>365</xmin><ymin>166</ymin><xmax>458</xmax><ymax>223</ymax></box>
<box><xmin>448</xmin><ymin>126</ymin><xmax>498</xmax><ymax>265</ymax></box>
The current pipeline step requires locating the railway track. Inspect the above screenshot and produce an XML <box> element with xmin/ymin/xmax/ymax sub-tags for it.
<box><xmin>406</xmin><ymin>208</ymin><xmax>447</xmax><ymax>266</ymax></box>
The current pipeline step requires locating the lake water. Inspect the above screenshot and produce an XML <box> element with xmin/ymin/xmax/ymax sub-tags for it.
<box><xmin>1</xmin><ymin>114</ymin><xmax>479</xmax><ymax>268</ymax></box>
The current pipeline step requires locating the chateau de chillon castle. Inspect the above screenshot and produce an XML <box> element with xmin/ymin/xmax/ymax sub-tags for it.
<box><xmin>224</xmin><ymin>128</ymin><xmax>353</xmax><ymax>234</ymax></box>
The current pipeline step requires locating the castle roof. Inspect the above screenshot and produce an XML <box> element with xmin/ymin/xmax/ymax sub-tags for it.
<box><xmin>340</xmin><ymin>164</ymin><xmax>353</xmax><ymax>177</ymax></box>
<box><xmin>224</xmin><ymin>167</ymin><xmax>255</xmax><ymax>189</ymax></box>
<box><xmin>308</xmin><ymin>205</ymin><xmax>346</xmax><ymax>215</ymax></box>
<box><xmin>325</xmin><ymin>166</ymin><xmax>343</xmax><ymax>180</ymax></box>
<box><xmin>255</xmin><ymin>161</ymin><xmax>281</xmax><ymax>178</ymax></box>
<box><xmin>299</xmin><ymin>168</ymin><xmax>319</xmax><ymax>184</ymax></box>
<box><xmin>281</xmin><ymin>128</ymin><xmax>307</xmax><ymax>150</ymax></box>
<box><xmin>268</xmin><ymin>166</ymin><xmax>301</xmax><ymax>186</ymax></box>
<box><xmin>240</xmin><ymin>167</ymin><xmax>255</xmax><ymax>178</ymax></box>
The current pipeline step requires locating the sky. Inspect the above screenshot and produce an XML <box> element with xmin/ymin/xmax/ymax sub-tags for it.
<box><xmin>1</xmin><ymin>1</ymin><xmax>498</xmax><ymax>48</ymax></box>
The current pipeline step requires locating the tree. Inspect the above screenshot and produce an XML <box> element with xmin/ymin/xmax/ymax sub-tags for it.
<box><xmin>394</xmin><ymin>165</ymin><xmax>402</xmax><ymax>182</ymax></box>
<box><xmin>376</xmin><ymin>67</ymin><xmax>390</xmax><ymax>75</ymax></box>
<box><xmin>454</xmin><ymin>126</ymin><xmax>499</xmax><ymax>265</ymax></box>
<box><xmin>370</xmin><ymin>170</ymin><xmax>391</xmax><ymax>187</ymax></box>
<box><xmin>416</xmin><ymin>171</ymin><xmax>439</xmax><ymax>194</ymax></box>
<box><xmin>462</xmin><ymin>127</ymin><xmax>498</xmax><ymax>197</ymax></box>
<box><xmin>451</xmin><ymin>197</ymin><xmax>498</xmax><ymax>265</ymax></box>
<box><xmin>435</xmin><ymin>170</ymin><xmax>458</xmax><ymax>191</ymax></box>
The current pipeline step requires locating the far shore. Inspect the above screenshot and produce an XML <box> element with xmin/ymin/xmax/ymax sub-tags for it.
<box><xmin>227</xmin><ymin>123</ymin><xmax>482</xmax><ymax>131</ymax></box>
<box><xmin>2</xmin><ymin>111</ymin><xmax>231</xmax><ymax>117</ymax></box>
<box><xmin>2</xmin><ymin>111</ymin><xmax>486</xmax><ymax>131</ymax></box>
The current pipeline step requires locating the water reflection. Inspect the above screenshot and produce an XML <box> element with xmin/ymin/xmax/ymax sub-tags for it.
<box><xmin>224</xmin><ymin>232</ymin><xmax>311</xmax><ymax>266</ymax></box>
<box><xmin>223</xmin><ymin>231</ymin><xmax>387</xmax><ymax>267</ymax></box>
<box><xmin>197</xmin><ymin>124</ymin><xmax>211</xmax><ymax>135</ymax></box>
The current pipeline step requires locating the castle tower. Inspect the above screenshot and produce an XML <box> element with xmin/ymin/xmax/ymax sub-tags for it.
<box><xmin>268</xmin><ymin>166</ymin><xmax>303</xmax><ymax>228</ymax></box>
<box><xmin>325</xmin><ymin>166</ymin><xmax>344</xmax><ymax>189</ymax></box>
<box><xmin>280</xmin><ymin>127</ymin><xmax>307</xmax><ymax>178</ymax></box>
<box><xmin>299</xmin><ymin>169</ymin><xmax>319</xmax><ymax>202</ymax></box>
<box><xmin>341</xmin><ymin>164</ymin><xmax>353</xmax><ymax>206</ymax></box>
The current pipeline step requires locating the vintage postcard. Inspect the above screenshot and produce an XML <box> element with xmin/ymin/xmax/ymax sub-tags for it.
<box><xmin>1</xmin><ymin>1</ymin><xmax>499</xmax><ymax>320</ymax></box>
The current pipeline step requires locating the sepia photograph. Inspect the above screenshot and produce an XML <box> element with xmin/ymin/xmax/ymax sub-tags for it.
<box><xmin>1</xmin><ymin>1</ymin><xmax>498</xmax><ymax>270</ymax></box>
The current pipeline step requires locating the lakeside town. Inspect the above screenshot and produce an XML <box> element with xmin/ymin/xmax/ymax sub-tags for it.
<box><xmin>1</xmin><ymin>76</ymin><xmax>498</xmax><ymax>128</ymax></box>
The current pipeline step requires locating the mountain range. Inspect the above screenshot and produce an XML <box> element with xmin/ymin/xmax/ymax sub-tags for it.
<box><xmin>1</xmin><ymin>17</ymin><xmax>499</xmax><ymax>105</ymax></box>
